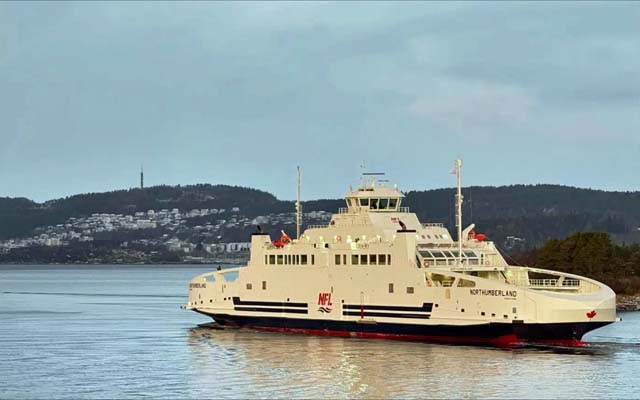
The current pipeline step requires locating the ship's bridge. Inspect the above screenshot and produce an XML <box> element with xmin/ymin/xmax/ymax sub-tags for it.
<box><xmin>344</xmin><ymin>184</ymin><xmax>406</xmax><ymax>213</ymax></box>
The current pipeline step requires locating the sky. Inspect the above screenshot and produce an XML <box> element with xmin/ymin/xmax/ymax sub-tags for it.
<box><xmin>1</xmin><ymin>2</ymin><xmax>639</xmax><ymax>202</ymax></box>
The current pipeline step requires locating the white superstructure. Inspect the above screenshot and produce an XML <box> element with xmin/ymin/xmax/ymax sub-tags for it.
<box><xmin>185</xmin><ymin>162</ymin><xmax>616</xmax><ymax>346</ymax></box>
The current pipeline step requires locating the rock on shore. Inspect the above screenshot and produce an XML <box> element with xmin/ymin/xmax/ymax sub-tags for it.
<box><xmin>617</xmin><ymin>295</ymin><xmax>640</xmax><ymax>311</ymax></box>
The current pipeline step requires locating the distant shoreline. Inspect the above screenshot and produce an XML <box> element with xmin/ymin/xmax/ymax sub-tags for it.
<box><xmin>0</xmin><ymin>260</ymin><xmax>245</xmax><ymax>266</ymax></box>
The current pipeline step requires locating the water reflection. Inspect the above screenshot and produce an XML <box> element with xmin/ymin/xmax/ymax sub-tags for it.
<box><xmin>187</xmin><ymin>326</ymin><xmax>637</xmax><ymax>399</ymax></box>
<box><xmin>188</xmin><ymin>326</ymin><xmax>436</xmax><ymax>398</ymax></box>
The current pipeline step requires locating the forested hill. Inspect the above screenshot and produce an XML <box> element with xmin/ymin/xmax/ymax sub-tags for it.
<box><xmin>1</xmin><ymin>183</ymin><xmax>640</xmax><ymax>248</ymax></box>
<box><xmin>404</xmin><ymin>184</ymin><xmax>640</xmax><ymax>249</ymax></box>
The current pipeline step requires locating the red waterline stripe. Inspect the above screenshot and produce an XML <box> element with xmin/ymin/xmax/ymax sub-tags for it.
<box><xmin>529</xmin><ymin>339</ymin><xmax>587</xmax><ymax>347</ymax></box>
<box><xmin>250</xmin><ymin>326</ymin><xmax>525</xmax><ymax>347</ymax></box>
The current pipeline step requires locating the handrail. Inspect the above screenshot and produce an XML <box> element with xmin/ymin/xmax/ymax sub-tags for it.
<box><xmin>529</xmin><ymin>278</ymin><xmax>580</xmax><ymax>287</ymax></box>
<box><xmin>509</xmin><ymin>278</ymin><xmax>581</xmax><ymax>288</ymax></box>
<box><xmin>338</xmin><ymin>206</ymin><xmax>410</xmax><ymax>213</ymax></box>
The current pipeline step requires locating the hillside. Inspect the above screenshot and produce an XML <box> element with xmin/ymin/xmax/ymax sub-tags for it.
<box><xmin>1</xmin><ymin>183</ymin><xmax>640</xmax><ymax>251</ymax></box>
<box><xmin>0</xmin><ymin>184</ymin><xmax>290</xmax><ymax>240</ymax></box>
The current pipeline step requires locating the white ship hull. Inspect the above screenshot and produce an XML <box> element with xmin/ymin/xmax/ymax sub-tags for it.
<box><xmin>186</xmin><ymin>260</ymin><xmax>615</xmax><ymax>346</ymax></box>
<box><xmin>185</xmin><ymin>169</ymin><xmax>617</xmax><ymax>346</ymax></box>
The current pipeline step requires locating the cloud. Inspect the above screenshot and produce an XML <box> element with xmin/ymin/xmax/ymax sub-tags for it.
<box><xmin>0</xmin><ymin>2</ymin><xmax>638</xmax><ymax>201</ymax></box>
<box><xmin>406</xmin><ymin>79</ymin><xmax>536</xmax><ymax>127</ymax></box>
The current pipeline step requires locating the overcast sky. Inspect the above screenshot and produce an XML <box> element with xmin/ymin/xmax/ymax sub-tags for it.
<box><xmin>1</xmin><ymin>2</ymin><xmax>639</xmax><ymax>202</ymax></box>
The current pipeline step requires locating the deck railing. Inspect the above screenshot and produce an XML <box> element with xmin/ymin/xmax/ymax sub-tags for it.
<box><xmin>509</xmin><ymin>277</ymin><xmax>581</xmax><ymax>289</ymax></box>
<box><xmin>338</xmin><ymin>206</ymin><xmax>411</xmax><ymax>214</ymax></box>
<box><xmin>528</xmin><ymin>278</ymin><xmax>580</xmax><ymax>288</ymax></box>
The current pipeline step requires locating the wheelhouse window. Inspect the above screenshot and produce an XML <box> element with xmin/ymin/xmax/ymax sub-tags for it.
<box><xmin>269</xmin><ymin>255</ymin><xmax>276</xmax><ymax>264</ymax></box>
<box><xmin>360</xmin><ymin>198</ymin><xmax>369</xmax><ymax>207</ymax></box>
<box><xmin>352</xmin><ymin>255</ymin><xmax>359</xmax><ymax>265</ymax></box>
<box><xmin>335</xmin><ymin>254</ymin><xmax>341</xmax><ymax>265</ymax></box>
<box><xmin>360</xmin><ymin>254</ymin><xmax>368</xmax><ymax>265</ymax></box>
<box><xmin>301</xmin><ymin>255</ymin><xmax>308</xmax><ymax>265</ymax></box>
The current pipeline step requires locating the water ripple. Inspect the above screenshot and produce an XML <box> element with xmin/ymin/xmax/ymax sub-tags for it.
<box><xmin>1</xmin><ymin>265</ymin><xmax>639</xmax><ymax>399</ymax></box>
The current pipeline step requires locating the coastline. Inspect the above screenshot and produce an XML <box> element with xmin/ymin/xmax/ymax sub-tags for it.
<box><xmin>617</xmin><ymin>295</ymin><xmax>640</xmax><ymax>311</ymax></box>
<box><xmin>0</xmin><ymin>258</ymin><xmax>247</xmax><ymax>267</ymax></box>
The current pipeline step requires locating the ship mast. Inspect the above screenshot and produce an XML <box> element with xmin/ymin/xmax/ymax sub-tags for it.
<box><xmin>454</xmin><ymin>159</ymin><xmax>464</xmax><ymax>266</ymax></box>
<box><xmin>296</xmin><ymin>166</ymin><xmax>302</xmax><ymax>239</ymax></box>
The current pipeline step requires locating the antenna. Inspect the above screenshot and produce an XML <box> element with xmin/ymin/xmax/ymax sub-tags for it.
<box><xmin>454</xmin><ymin>159</ymin><xmax>464</xmax><ymax>266</ymax></box>
<box><xmin>362</xmin><ymin>172</ymin><xmax>385</xmax><ymax>187</ymax></box>
<box><xmin>140</xmin><ymin>164</ymin><xmax>144</xmax><ymax>190</ymax></box>
<box><xmin>296</xmin><ymin>166</ymin><xmax>302</xmax><ymax>239</ymax></box>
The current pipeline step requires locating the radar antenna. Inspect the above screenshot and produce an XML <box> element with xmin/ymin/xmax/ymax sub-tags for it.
<box><xmin>362</xmin><ymin>172</ymin><xmax>385</xmax><ymax>187</ymax></box>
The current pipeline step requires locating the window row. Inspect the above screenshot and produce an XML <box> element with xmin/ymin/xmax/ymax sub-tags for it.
<box><xmin>264</xmin><ymin>253</ymin><xmax>392</xmax><ymax>266</ymax></box>
<box><xmin>265</xmin><ymin>254</ymin><xmax>315</xmax><ymax>265</ymax></box>
<box><xmin>335</xmin><ymin>253</ymin><xmax>392</xmax><ymax>266</ymax></box>
<box><xmin>346</xmin><ymin>197</ymin><xmax>400</xmax><ymax>210</ymax></box>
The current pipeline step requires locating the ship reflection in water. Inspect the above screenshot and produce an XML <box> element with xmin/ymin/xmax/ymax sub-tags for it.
<box><xmin>187</xmin><ymin>321</ymin><xmax>639</xmax><ymax>399</ymax></box>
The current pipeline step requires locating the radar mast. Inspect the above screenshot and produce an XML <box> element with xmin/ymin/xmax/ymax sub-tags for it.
<box><xmin>454</xmin><ymin>159</ymin><xmax>464</xmax><ymax>266</ymax></box>
<box><xmin>296</xmin><ymin>166</ymin><xmax>302</xmax><ymax>239</ymax></box>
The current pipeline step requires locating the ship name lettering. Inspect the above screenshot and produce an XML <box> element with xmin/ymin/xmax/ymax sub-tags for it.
<box><xmin>469</xmin><ymin>289</ymin><xmax>517</xmax><ymax>297</ymax></box>
<box><xmin>189</xmin><ymin>283</ymin><xmax>206</xmax><ymax>289</ymax></box>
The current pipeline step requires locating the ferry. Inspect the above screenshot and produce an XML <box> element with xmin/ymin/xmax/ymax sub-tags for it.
<box><xmin>184</xmin><ymin>161</ymin><xmax>617</xmax><ymax>346</ymax></box>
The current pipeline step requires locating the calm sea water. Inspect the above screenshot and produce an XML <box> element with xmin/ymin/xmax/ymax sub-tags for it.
<box><xmin>1</xmin><ymin>264</ymin><xmax>639</xmax><ymax>399</ymax></box>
